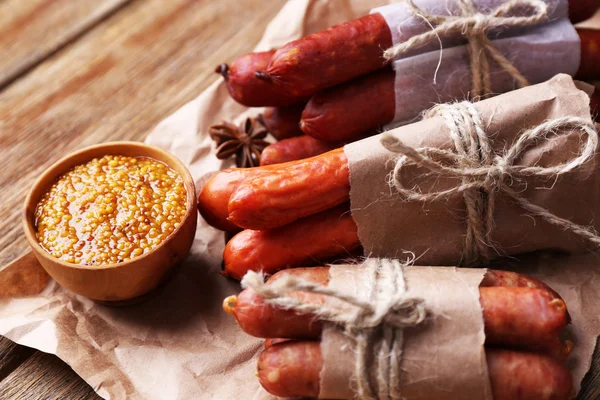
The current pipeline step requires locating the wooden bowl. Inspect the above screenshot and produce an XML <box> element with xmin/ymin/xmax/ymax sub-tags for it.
<box><xmin>22</xmin><ymin>142</ymin><xmax>197</xmax><ymax>303</ymax></box>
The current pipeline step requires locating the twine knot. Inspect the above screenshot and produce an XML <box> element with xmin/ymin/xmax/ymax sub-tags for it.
<box><xmin>241</xmin><ymin>258</ymin><xmax>428</xmax><ymax>400</ymax></box>
<box><xmin>383</xmin><ymin>0</ymin><xmax>549</xmax><ymax>97</ymax></box>
<box><xmin>381</xmin><ymin>101</ymin><xmax>600</xmax><ymax>266</ymax></box>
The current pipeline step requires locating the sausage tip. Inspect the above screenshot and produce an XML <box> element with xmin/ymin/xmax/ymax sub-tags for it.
<box><xmin>216</xmin><ymin>63</ymin><xmax>229</xmax><ymax>80</ymax></box>
<box><xmin>223</xmin><ymin>295</ymin><xmax>238</xmax><ymax>316</ymax></box>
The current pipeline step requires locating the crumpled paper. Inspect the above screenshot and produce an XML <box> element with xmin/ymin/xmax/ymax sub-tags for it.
<box><xmin>1</xmin><ymin>1</ymin><xmax>599</xmax><ymax>399</ymax></box>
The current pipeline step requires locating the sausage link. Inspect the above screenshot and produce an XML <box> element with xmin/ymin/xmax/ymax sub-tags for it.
<box><xmin>256</xmin><ymin>3</ymin><xmax>590</xmax><ymax>99</ymax></box>
<box><xmin>198</xmin><ymin>168</ymin><xmax>268</xmax><ymax>232</ymax></box>
<box><xmin>569</xmin><ymin>0</ymin><xmax>600</xmax><ymax>23</ymax></box>
<box><xmin>300</xmin><ymin>68</ymin><xmax>396</xmax><ymax>142</ymax></box>
<box><xmin>258</xmin><ymin>342</ymin><xmax>573</xmax><ymax>400</ymax></box>
<box><xmin>260</xmin><ymin>105</ymin><xmax>305</xmax><ymax>141</ymax></box>
<box><xmin>217</xmin><ymin>51</ymin><xmax>306</xmax><ymax>107</ymax></box>
<box><xmin>255</xmin><ymin>14</ymin><xmax>393</xmax><ymax>97</ymax></box>
<box><xmin>480</xmin><ymin>287</ymin><xmax>568</xmax><ymax>350</ymax></box>
<box><xmin>222</xmin><ymin>206</ymin><xmax>359</xmax><ymax>280</ymax></box>
<box><xmin>576</xmin><ymin>28</ymin><xmax>600</xmax><ymax>81</ymax></box>
<box><xmin>228</xmin><ymin>149</ymin><xmax>349</xmax><ymax>230</ymax></box>
<box><xmin>260</xmin><ymin>135</ymin><xmax>336</xmax><ymax>166</ymax></box>
<box><xmin>486</xmin><ymin>348</ymin><xmax>574</xmax><ymax>400</ymax></box>
<box><xmin>227</xmin><ymin>273</ymin><xmax>569</xmax><ymax>355</ymax></box>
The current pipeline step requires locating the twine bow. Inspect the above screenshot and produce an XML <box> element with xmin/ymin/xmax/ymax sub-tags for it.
<box><xmin>383</xmin><ymin>0</ymin><xmax>549</xmax><ymax>97</ymax></box>
<box><xmin>242</xmin><ymin>259</ymin><xmax>427</xmax><ymax>400</ymax></box>
<box><xmin>381</xmin><ymin>101</ymin><xmax>600</xmax><ymax>266</ymax></box>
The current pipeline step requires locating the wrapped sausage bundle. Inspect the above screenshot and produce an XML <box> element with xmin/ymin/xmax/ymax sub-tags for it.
<box><xmin>201</xmin><ymin>74</ymin><xmax>600</xmax><ymax>278</ymax></box>
<box><xmin>299</xmin><ymin>0</ymin><xmax>593</xmax><ymax>142</ymax></box>
<box><xmin>234</xmin><ymin>260</ymin><xmax>574</xmax><ymax>399</ymax></box>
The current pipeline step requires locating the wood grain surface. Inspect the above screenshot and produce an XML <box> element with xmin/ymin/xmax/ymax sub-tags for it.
<box><xmin>0</xmin><ymin>0</ymin><xmax>131</xmax><ymax>89</ymax></box>
<box><xmin>0</xmin><ymin>1</ymin><xmax>599</xmax><ymax>399</ymax></box>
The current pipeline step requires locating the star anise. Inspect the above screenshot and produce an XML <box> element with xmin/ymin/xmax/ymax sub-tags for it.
<box><xmin>209</xmin><ymin>117</ymin><xmax>269</xmax><ymax>168</ymax></box>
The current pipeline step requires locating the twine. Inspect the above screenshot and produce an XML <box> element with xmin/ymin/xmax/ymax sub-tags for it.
<box><xmin>383</xmin><ymin>0</ymin><xmax>549</xmax><ymax>97</ymax></box>
<box><xmin>380</xmin><ymin>101</ymin><xmax>599</xmax><ymax>266</ymax></box>
<box><xmin>241</xmin><ymin>259</ymin><xmax>428</xmax><ymax>400</ymax></box>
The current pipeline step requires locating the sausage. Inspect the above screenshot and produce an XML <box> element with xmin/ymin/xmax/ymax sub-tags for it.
<box><xmin>255</xmin><ymin>3</ymin><xmax>593</xmax><ymax>100</ymax></box>
<box><xmin>569</xmin><ymin>0</ymin><xmax>600</xmax><ymax>23</ymax></box>
<box><xmin>222</xmin><ymin>205</ymin><xmax>359</xmax><ymax>280</ymax></box>
<box><xmin>260</xmin><ymin>105</ymin><xmax>305</xmax><ymax>140</ymax></box>
<box><xmin>216</xmin><ymin>51</ymin><xmax>306</xmax><ymax>107</ymax></box>
<box><xmin>300</xmin><ymin>68</ymin><xmax>395</xmax><ymax>142</ymax></box>
<box><xmin>198</xmin><ymin>168</ymin><xmax>267</xmax><ymax>232</ymax></box>
<box><xmin>260</xmin><ymin>135</ymin><xmax>336</xmax><ymax>166</ymax></box>
<box><xmin>479</xmin><ymin>287</ymin><xmax>568</xmax><ymax>350</ymax></box>
<box><xmin>223</xmin><ymin>268</ymin><xmax>331</xmax><ymax>338</ymax></box>
<box><xmin>576</xmin><ymin>28</ymin><xmax>600</xmax><ymax>81</ymax></box>
<box><xmin>257</xmin><ymin>342</ymin><xmax>573</xmax><ymax>400</ymax></box>
<box><xmin>225</xmin><ymin>268</ymin><xmax>569</xmax><ymax>353</ymax></box>
<box><xmin>255</xmin><ymin>13</ymin><xmax>393</xmax><ymax>97</ymax></box>
<box><xmin>228</xmin><ymin>148</ymin><xmax>349</xmax><ymax>230</ymax></box>
<box><xmin>486</xmin><ymin>348</ymin><xmax>574</xmax><ymax>400</ymax></box>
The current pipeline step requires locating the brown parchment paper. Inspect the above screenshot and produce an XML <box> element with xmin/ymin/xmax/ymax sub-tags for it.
<box><xmin>1</xmin><ymin>2</ymin><xmax>599</xmax><ymax>400</ymax></box>
<box><xmin>319</xmin><ymin>265</ymin><xmax>490</xmax><ymax>400</ymax></box>
<box><xmin>345</xmin><ymin>74</ymin><xmax>598</xmax><ymax>264</ymax></box>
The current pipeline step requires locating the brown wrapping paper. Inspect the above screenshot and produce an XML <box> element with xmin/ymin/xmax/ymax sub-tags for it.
<box><xmin>319</xmin><ymin>264</ymin><xmax>490</xmax><ymax>400</ymax></box>
<box><xmin>0</xmin><ymin>2</ymin><xmax>599</xmax><ymax>399</ymax></box>
<box><xmin>345</xmin><ymin>74</ymin><xmax>598</xmax><ymax>264</ymax></box>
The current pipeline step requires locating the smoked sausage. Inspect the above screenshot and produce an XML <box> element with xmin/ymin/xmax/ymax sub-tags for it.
<box><xmin>257</xmin><ymin>342</ymin><xmax>573</xmax><ymax>399</ymax></box>
<box><xmin>260</xmin><ymin>105</ymin><xmax>305</xmax><ymax>140</ymax></box>
<box><xmin>217</xmin><ymin>50</ymin><xmax>306</xmax><ymax>107</ymax></box>
<box><xmin>225</xmin><ymin>268</ymin><xmax>569</xmax><ymax>351</ymax></box>
<box><xmin>222</xmin><ymin>205</ymin><xmax>359</xmax><ymax>280</ymax></box>
<box><xmin>255</xmin><ymin>13</ymin><xmax>393</xmax><ymax>97</ymax></box>
<box><xmin>256</xmin><ymin>3</ymin><xmax>596</xmax><ymax>100</ymax></box>
<box><xmin>228</xmin><ymin>149</ymin><xmax>349</xmax><ymax>230</ymax></box>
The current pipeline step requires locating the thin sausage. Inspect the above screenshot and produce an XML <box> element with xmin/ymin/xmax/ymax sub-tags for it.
<box><xmin>255</xmin><ymin>13</ymin><xmax>393</xmax><ymax>97</ymax></box>
<box><xmin>225</xmin><ymin>268</ymin><xmax>569</xmax><ymax>352</ymax></box>
<box><xmin>260</xmin><ymin>105</ymin><xmax>305</xmax><ymax>140</ymax></box>
<box><xmin>217</xmin><ymin>51</ymin><xmax>306</xmax><ymax>107</ymax></box>
<box><xmin>257</xmin><ymin>342</ymin><xmax>573</xmax><ymax>400</ymax></box>
<box><xmin>256</xmin><ymin>3</ymin><xmax>594</xmax><ymax>100</ymax></box>
<box><xmin>260</xmin><ymin>135</ymin><xmax>336</xmax><ymax>166</ymax></box>
<box><xmin>228</xmin><ymin>148</ymin><xmax>349</xmax><ymax>230</ymax></box>
<box><xmin>300</xmin><ymin>68</ymin><xmax>395</xmax><ymax>142</ymax></box>
<box><xmin>222</xmin><ymin>205</ymin><xmax>359</xmax><ymax>280</ymax></box>
<box><xmin>198</xmin><ymin>168</ymin><xmax>265</xmax><ymax>232</ymax></box>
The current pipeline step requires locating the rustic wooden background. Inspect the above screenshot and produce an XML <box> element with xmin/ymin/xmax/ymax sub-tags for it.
<box><xmin>0</xmin><ymin>1</ymin><xmax>599</xmax><ymax>399</ymax></box>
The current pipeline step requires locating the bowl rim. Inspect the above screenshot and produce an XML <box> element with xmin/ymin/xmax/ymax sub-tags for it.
<box><xmin>22</xmin><ymin>141</ymin><xmax>197</xmax><ymax>271</ymax></box>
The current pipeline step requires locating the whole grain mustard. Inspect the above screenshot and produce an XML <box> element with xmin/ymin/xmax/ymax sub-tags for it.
<box><xmin>34</xmin><ymin>155</ymin><xmax>187</xmax><ymax>266</ymax></box>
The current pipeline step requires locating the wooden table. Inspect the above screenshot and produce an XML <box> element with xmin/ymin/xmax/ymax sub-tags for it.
<box><xmin>0</xmin><ymin>1</ymin><xmax>599</xmax><ymax>399</ymax></box>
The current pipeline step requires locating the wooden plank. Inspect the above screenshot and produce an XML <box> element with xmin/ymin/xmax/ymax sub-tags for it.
<box><xmin>0</xmin><ymin>337</ymin><xmax>34</xmax><ymax>382</ymax></box>
<box><xmin>0</xmin><ymin>351</ymin><xmax>101</xmax><ymax>399</ymax></box>
<box><xmin>0</xmin><ymin>0</ymin><xmax>132</xmax><ymax>89</ymax></box>
<box><xmin>0</xmin><ymin>0</ymin><xmax>284</xmax><ymax>269</ymax></box>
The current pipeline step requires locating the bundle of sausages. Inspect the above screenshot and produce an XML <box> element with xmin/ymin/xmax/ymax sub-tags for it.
<box><xmin>224</xmin><ymin>267</ymin><xmax>574</xmax><ymax>399</ymax></box>
<box><xmin>217</xmin><ymin>0</ymin><xmax>600</xmax><ymax>166</ymax></box>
